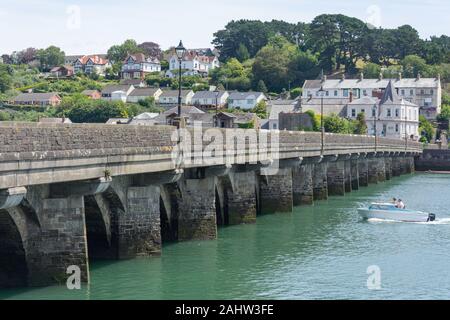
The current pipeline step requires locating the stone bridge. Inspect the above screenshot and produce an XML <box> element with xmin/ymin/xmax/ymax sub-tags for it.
<box><xmin>0</xmin><ymin>123</ymin><xmax>421</xmax><ymax>288</ymax></box>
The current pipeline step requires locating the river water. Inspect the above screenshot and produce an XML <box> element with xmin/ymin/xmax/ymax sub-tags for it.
<box><xmin>1</xmin><ymin>173</ymin><xmax>450</xmax><ymax>300</ymax></box>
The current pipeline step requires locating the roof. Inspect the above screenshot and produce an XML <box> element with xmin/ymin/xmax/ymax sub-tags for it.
<box><xmin>234</xmin><ymin>113</ymin><xmax>257</xmax><ymax>123</ymax></box>
<box><xmin>106</xmin><ymin>118</ymin><xmax>131</xmax><ymax>124</ymax></box>
<box><xmin>120</xmin><ymin>79</ymin><xmax>145</xmax><ymax>86</ymax></box>
<box><xmin>160</xmin><ymin>90</ymin><xmax>193</xmax><ymax>98</ymax></box>
<box><xmin>228</xmin><ymin>92</ymin><xmax>266</xmax><ymax>100</ymax></box>
<box><xmin>163</xmin><ymin>105</ymin><xmax>205</xmax><ymax>115</ymax></box>
<box><xmin>133</xmin><ymin>112</ymin><xmax>159</xmax><ymax>120</ymax></box>
<box><xmin>380</xmin><ymin>80</ymin><xmax>402</xmax><ymax>105</ymax></box>
<box><xmin>125</xmin><ymin>53</ymin><xmax>160</xmax><ymax>64</ymax></box>
<box><xmin>269</xmin><ymin>103</ymin><xmax>297</xmax><ymax>120</ymax></box>
<box><xmin>101</xmin><ymin>84</ymin><xmax>133</xmax><ymax>94</ymax></box>
<box><xmin>50</xmin><ymin>65</ymin><xmax>73</xmax><ymax>72</ymax></box>
<box><xmin>192</xmin><ymin>91</ymin><xmax>228</xmax><ymax>100</ymax></box>
<box><xmin>76</xmin><ymin>55</ymin><xmax>109</xmax><ymax>65</ymax></box>
<box><xmin>81</xmin><ymin>89</ymin><xmax>100</xmax><ymax>95</ymax></box>
<box><xmin>13</xmin><ymin>92</ymin><xmax>60</xmax><ymax>102</ymax></box>
<box><xmin>303</xmin><ymin>77</ymin><xmax>440</xmax><ymax>90</ymax></box>
<box><xmin>129</xmin><ymin>88</ymin><xmax>160</xmax><ymax>97</ymax></box>
<box><xmin>39</xmin><ymin>117</ymin><xmax>72</xmax><ymax>124</ymax></box>
<box><xmin>348</xmin><ymin>96</ymin><xmax>379</xmax><ymax>105</ymax></box>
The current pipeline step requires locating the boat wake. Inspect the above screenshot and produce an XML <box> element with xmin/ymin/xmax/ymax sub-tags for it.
<box><xmin>367</xmin><ymin>217</ymin><xmax>450</xmax><ymax>225</ymax></box>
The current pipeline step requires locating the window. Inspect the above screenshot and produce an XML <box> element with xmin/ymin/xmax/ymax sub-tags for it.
<box><xmin>343</xmin><ymin>89</ymin><xmax>349</xmax><ymax>97</ymax></box>
<box><xmin>382</xmin><ymin>124</ymin><xmax>387</xmax><ymax>136</ymax></box>
<box><xmin>361</xmin><ymin>109</ymin><xmax>365</xmax><ymax>114</ymax></box>
<box><xmin>430</xmin><ymin>89</ymin><xmax>434</xmax><ymax>94</ymax></box>
<box><xmin>363</xmin><ymin>90</ymin><xmax>367</xmax><ymax>96</ymax></box>
<box><xmin>351</xmin><ymin>109</ymin><xmax>356</xmax><ymax>117</ymax></box>
<box><xmin>387</xmin><ymin>109</ymin><xmax>391</xmax><ymax>117</ymax></box>
<box><xmin>401</xmin><ymin>89</ymin><xmax>405</xmax><ymax>95</ymax></box>
<box><xmin>326</xmin><ymin>91</ymin><xmax>329</xmax><ymax>97</ymax></box>
<box><xmin>395</xmin><ymin>109</ymin><xmax>400</xmax><ymax>117</ymax></box>
<box><xmin>273</xmin><ymin>123</ymin><xmax>277</xmax><ymax>129</ymax></box>
<box><xmin>372</xmin><ymin>109</ymin><xmax>376</xmax><ymax>117</ymax></box>
<box><xmin>395</xmin><ymin>124</ymin><xmax>399</xmax><ymax>132</ymax></box>
<box><xmin>334</xmin><ymin>90</ymin><xmax>338</xmax><ymax>97</ymax></box>
<box><xmin>410</xmin><ymin>89</ymin><xmax>414</xmax><ymax>95</ymax></box>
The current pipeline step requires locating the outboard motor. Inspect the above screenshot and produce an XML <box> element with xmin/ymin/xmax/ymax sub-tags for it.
<box><xmin>428</xmin><ymin>214</ymin><xmax>436</xmax><ymax>222</ymax></box>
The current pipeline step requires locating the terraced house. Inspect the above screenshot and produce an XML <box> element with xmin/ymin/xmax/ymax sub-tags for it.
<box><xmin>167</xmin><ymin>49</ymin><xmax>219</xmax><ymax>78</ymax></box>
<box><xmin>302</xmin><ymin>73</ymin><xmax>442</xmax><ymax>119</ymax></box>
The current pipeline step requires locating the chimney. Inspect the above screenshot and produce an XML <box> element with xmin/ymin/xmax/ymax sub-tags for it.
<box><xmin>322</xmin><ymin>75</ymin><xmax>327</xmax><ymax>82</ymax></box>
<box><xmin>416</xmin><ymin>72</ymin><xmax>421</xmax><ymax>81</ymax></box>
<box><xmin>397</xmin><ymin>72</ymin><xmax>402</xmax><ymax>81</ymax></box>
<box><xmin>360</xmin><ymin>72</ymin><xmax>364</xmax><ymax>81</ymax></box>
<box><xmin>341</xmin><ymin>74</ymin><xmax>345</xmax><ymax>82</ymax></box>
<box><xmin>438</xmin><ymin>74</ymin><xmax>441</xmax><ymax>82</ymax></box>
<box><xmin>378</xmin><ymin>72</ymin><xmax>383</xmax><ymax>81</ymax></box>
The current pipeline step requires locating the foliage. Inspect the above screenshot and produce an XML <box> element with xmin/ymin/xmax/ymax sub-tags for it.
<box><xmin>37</xmin><ymin>46</ymin><xmax>65</xmax><ymax>71</ymax></box>
<box><xmin>362</xmin><ymin>62</ymin><xmax>382</xmax><ymax>78</ymax></box>
<box><xmin>354</xmin><ymin>112</ymin><xmax>368</xmax><ymax>134</ymax></box>
<box><xmin>437</xmin><ymin>105</ymin><xmax>450</xmax><ymax>122</ymax></box>
<box><xmin>290</xmin><ymin>87</ymin><xmax>302</xmax><ymax>99</ymax></box>
<box><xmin>419</xmin><ymin>115</ymin><xmax>435</xmax><ymax>142</ymax></box>
<box><xmin>305</xmin><ymin>110</ymin><xmax>321</xmax><ymax>131</ymax></box>
<box><xmin>251</xmin><ymin>100</ymin><xmax>267</xmax><ymax>119</ymax></box>
<box><xmin>257</xmin><ymin>80</ymin><xmax>268</xmax><ymax>93</ymax></box>
<box><xmin>107</xmin><ymin>39</ymin><xmax>142</xmax><ymax>63</ymax></box>
<box><xmin>324</xmin><ymin>113</ymin><xmax>354</xmax><ymax>134</ymax></box>
<box><xmin>401</xmin><ymin>55</ymin><xmax>430</xmax><ymax>77</ymax></box>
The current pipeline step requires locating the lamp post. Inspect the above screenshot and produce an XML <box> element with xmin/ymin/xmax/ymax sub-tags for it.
<box><xmin>214</xmin><ymin>88</ymin><xmax>220</xmax><ymax>127</ymax></box>
<box><xmin>318</xmin><ymin>86</ymin><xmax>326</xmax><ymax>155</ymax></box>
<box><xmin>175</xmin><ymin>40</ymin><xmax>186</xmax><ymax>125</ymax></box>
<box><xmin>404</xmin><ymin>107</ymin><xmax>408</xmax><ymax>151</ymax></box>
<box><xmin>373</xmin><ymin>104</ymin><xmax>378</xmax><ymax>152</ymax></box>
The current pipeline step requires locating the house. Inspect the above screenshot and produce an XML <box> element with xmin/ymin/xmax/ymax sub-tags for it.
<box><xmin>64</xmin><ymin>55</ymin><xmax>83</xmax><ymax>66</ymax></box>
<box><xmin>228</xmin><ymin>92</ymin><xmax>267</xmax><ymax>110</ymax></box>
<box><xmin>129</xmin><ymin>112</ymin><xmax>160</xmax><ymax>126</ymax></box>
<box><xmin>191</xmin><ymin>91</ymin><xmax>229</xmax><ymax>110</ymax></box>
<box><xmin>120</xmin><ymin>79</ymin><xmax>146</xmax><ymax>87</ymax></box>
<box><xmin>121</xmin><ymin>53</ymin><xmax>161</xmax><ymax>80</ymax></box>
<box><xmin>346</xmin><ymin>81</ymin><xmax>420</xmax><ymax>139</ymax></box>
<box><xmin>127</xmin><ymin>88</ymin><xmax>163</xmax><ymax>103</ymax></box>
<box><xmin>101</xmin><ymin>85</ymin><xmax>135</xmax><ymax>102</ymax></box>
<box><xmin>268</xmin><ymin>100</ymin><xmax>298</xmax><ymax>130</ymax></box>
<box><xmin>167</xmin><ymin>49</ymin><xmax>219</xmax><ymax>78</ymax></box>
<box><xmin>81</xmin><ymin>90</ymin><xmax>101</xmax><ymax>100</ymax></box>
<box><xmin>158</xmin><ymin>105</ymin><xmax>205</xmax><ymax>126</ymax></box>
<box><xmin>12</xmin><ymin>92</ymin><xmax>61</xmax><ymax>107</ymax></box>
<box><xmin>50</xmin><ymin>65</ymin><xmax>74</xmax><ymax>78</ymax></box>
<box><xmin>38</xmin><ymin>117</ymin><xmax>72</xmax><ymax>124</ymax></box>
<box><xmin>158</xmin><ymin>90</ymin><xmax>194</xmax><ymax>107</ymax></box>
<box><xmin>302</xmin><ymin>73</ymin><xmax>442</xmax><ymax>119</ymax></box>
<box><xmin>106</xmin><ymin>118</ymin><xmax>131</xmax><ymax>125</ymax></box>
<box><xmin>73</xmin><ymin>55</ymin><xmax>111</xmax><ymax>76</ymax></box>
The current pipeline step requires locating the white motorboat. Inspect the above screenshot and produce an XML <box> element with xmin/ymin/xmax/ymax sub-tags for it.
<box><xmin>358</xmin><ymin>203</ymin><xmax>436</xmax><ymax>223</ymax></box>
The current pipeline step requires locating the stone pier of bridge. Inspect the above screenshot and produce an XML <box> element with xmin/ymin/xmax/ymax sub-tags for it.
<box><xmin>0</xmin><ymin>123</ymin><xmax>421</xmax><ymax>289</ymax></box>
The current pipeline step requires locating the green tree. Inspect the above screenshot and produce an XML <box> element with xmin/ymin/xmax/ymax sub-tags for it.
<box><xmin>324</xmin><ymin>113</ymin><xmax>353</xmax><ymax>134</ymax></box>
<box><xmin>362</xmin><ymin>62</ymin><xmax>382</xmax><ymax>78</ymax></box>
<box><xmin>257</xmin><ymin>80</ymin><xmax>268</xmax><ymax>93</ymax></box>
<box><xmin>419</xmin><ymin>115</ymin><xmax>435</xmax><ymax>142</ymax></box>
<box><xmin>37</xmin><ymin>46</ymin><xmax>65</xmax><ymax>71</ymax></box>
<box><xmin>107</xmin><ymin>39</ymin><xmax>142</xmax><ymax>63</ymax></box>
<box><xmin>0</xmin><ymin>69</ymin><xmax>12</xmax><ymax>93</ymax></box>
<box><xmin>401</xmin><ymin>55</ymin><xmax>430</xmax><ymax>78</ymax></box>
<box><xmin>236</xmin><ymin>43</ymin><xmax>250</xmax><ymax>62</ymax></box>
<box><xmin>252</xmin><ymin>100</ymin><xmax>267</xmax><ymax>119</ymax></box>
<box><xmin>354</xmin><ymin>112</ymin><xmax>368</xmax><ymax>134</ymax></box>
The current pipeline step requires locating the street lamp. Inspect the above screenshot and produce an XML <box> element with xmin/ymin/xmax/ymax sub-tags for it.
<box><xmin>372</xmin><ymin>104</ymin><xmax>378</xmax><ymax>152</ymax></box>
<box><xmin>318</xmin><ymin>86</ymin><xmax>326</xmax><ymax>155</ymax></box>
<box><xmin>404</xmin><ymin>107</ymin><xmax>408</xmax><ymax>151</ymax></box>
<box><xmin>214</xmin><ymin>88</ymin><xmax>220</xmax><ymax>127</ymax></box>
<box><xmin>175</xmin><ymin>40</ymin><xmax>186</xmax><ymax>122</ymax></box>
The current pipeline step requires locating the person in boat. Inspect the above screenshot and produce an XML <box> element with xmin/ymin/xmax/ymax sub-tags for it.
<box><xmin>397</xmin><ymin>199</ymin><xmax>405</xmax><ymax>209</ymax></box>
<box><xmin>392</xmin><ymin>198</ymin><xmax>397</xmax><ymax>205</ymax></box>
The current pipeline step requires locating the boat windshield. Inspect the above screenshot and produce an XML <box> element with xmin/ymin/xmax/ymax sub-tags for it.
<box><xmin>369</xmin><ymin>204</ymin><xmax>398</xmax><ymax>211</ymax></box>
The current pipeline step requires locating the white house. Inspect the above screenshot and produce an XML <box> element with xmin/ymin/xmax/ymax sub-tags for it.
<box><xmin>191</xmin><ymin>91</ymin><xmax>229</xmax><ymax>109</ymax></box>
<box><xmin>121</xmin><ymin>53</ymin><xmax>161</xmax><ymax>80</ymax></box>
<box><xmin>228</xmin><ymin>92</ymin><xmax>267</xmax><ymax>110</ymax></box>
<box><xmin>101</xmin><ymin>84</ymin><xmax>135</xmax><ymax>101</ymax></box>
<box><xmin>158</xmin><ymin>90</ymin><xmax>194</xmax><ymax>107</ymax></box>
<box><xmin>167</xmin><ymin>50</ymin><xmax>219</xmax><ymax>78</ymax></box>
<box><xmin>346</xmin><ymin>81</ymin><xmax>419</xmax><ymax>140</ymax></box>
<box><xmin>268</xmin><ymin>100</ymin><xmax>298</xmax><ymax>130</ymax></box>
<box><xmin>73</xmin><ymin>55</ymin><xmax>111</xmax><ymax>76</ymax></box>
<box><xmin>126</xmin><ymin>88</ymin><xmax>163</xmax><ymax>103</ymax></box>
<box><xmin>302</xmin><ymin>73</ymin><xmax>442</xmax><ymax>119</ymax></box>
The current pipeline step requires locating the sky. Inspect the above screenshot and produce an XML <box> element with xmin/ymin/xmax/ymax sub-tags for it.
<box><xmin>0</xmin><ymin>0</ymin><xmax>449</xmax><ymax>55</ymax></box>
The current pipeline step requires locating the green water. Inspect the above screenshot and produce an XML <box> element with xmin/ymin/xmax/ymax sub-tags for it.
<box><xmin>1</xmin><ymin>173</ymin><xmax>450</xmax><ymax>300</ymax></box>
